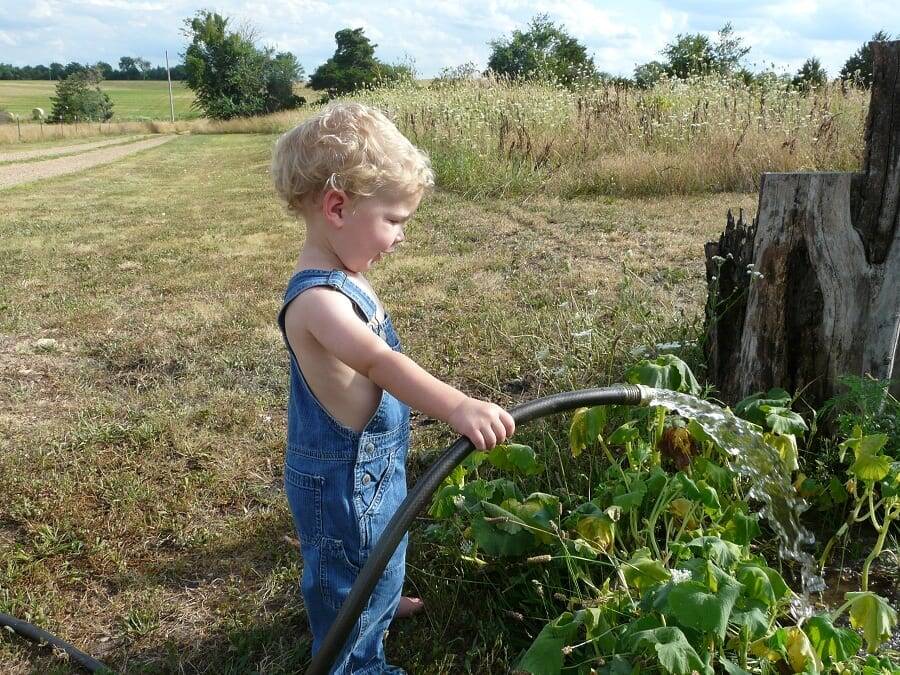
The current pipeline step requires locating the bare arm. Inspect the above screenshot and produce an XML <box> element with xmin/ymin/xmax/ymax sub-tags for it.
<box><xmin>297</xmin><ymin>288</ymin><xmax>515</xmax><ymax>449</ymax></box>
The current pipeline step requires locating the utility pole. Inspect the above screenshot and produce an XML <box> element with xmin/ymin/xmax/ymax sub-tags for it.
<box><xmin>165</xmin><ymin>50</ymin><xmax>175</xmax><ymax>123</ymax></box>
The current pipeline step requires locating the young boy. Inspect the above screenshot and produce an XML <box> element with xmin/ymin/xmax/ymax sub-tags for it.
<box><xmin>271</xmin><ymin>102</ymin><xmax>515</xmax><ymax>673</ymax></box>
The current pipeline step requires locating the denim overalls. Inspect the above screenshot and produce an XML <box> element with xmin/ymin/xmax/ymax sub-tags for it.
<box><xmin>278</xmin><ymin>269</ymin><xmax>410</xmax><ymax>674</ymax></box>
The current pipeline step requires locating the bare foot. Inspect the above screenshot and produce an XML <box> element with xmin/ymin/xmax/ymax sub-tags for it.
<box><xmin>393</xmin><ymin>596</ymin><xmax>425</xmax><ymax>620</ymax></box>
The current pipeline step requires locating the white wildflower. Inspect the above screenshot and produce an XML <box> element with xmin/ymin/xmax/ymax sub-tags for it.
<box><xmin>671</xmin><ymin>568</ymin><xmax>692</xmax><ymax>584</ymax></box>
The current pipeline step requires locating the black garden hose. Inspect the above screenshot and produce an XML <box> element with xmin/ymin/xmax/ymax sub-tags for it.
<box><xmin>0</xmin><ymin>385</ymin><xmax>649</xmax><ymax>674</ymax></box>
<box><xmin>307</xmin><ymin>384</ymin><xmax>650</xmax><ymax>675</ymax></box>
<box><xmin>0</xmin><ymin>612</ymin><xmax>108</xmax><ymax>672</ymax></box>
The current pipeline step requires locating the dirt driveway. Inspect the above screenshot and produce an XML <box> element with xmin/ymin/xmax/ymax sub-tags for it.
<box><xmin>0</xmin><ymin>135</ymin><xmax>175</xmax><ymax>190</ymax></box>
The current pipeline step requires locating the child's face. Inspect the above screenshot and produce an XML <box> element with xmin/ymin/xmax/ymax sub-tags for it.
<box><xmin>332</xmin><ymin>190</ymin><xmax>421</xmax><ymax>273</ymax></box>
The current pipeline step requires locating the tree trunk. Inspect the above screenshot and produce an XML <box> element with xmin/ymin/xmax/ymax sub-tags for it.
<box><xmin>704</xmin><ymin>41</ymin><xmax>900</xmax><ymax>406</ymax></box>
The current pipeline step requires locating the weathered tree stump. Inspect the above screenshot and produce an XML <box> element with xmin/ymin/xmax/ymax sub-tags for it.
<box><xmin>705</xmin><ymin>40</ymin><xmax>900</xmax><ymax>406</ymax></box>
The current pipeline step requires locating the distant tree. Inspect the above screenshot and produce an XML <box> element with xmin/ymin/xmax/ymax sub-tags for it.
<box><xmin>309</xmin><ymin>28</ymin><xmax>382</xmax><ymax>96</ymax></box>
<box><xmin>0</xmin><ymin>63</ymin><xmax>17</xmax><ymax>80</ymax></box>
<box><xmin>49</xmin><ymin>69</ymin><xmax>113</xmax><ymax>122</ymax></box>
<box><xmin>117</xmin><ymin>56</ymin><xmax>151</xmax><ymax>79</ymax></box>
<box><xmin>486</xmin><ymin>14</ymin><xmax>596</xmax><ymax>86</ymax></box>
<box><xmin>711</xmin><ymin>23</ymin><xmax>751</xmax><ymax>74</ymax></box>
<box><xmin>663</xmin><ymin>22</ymin><xmax>750</xmax><ymax>79</ymax></box>
<box><xmin>93</xmin><ymin>61</ymin><xmax>114</xmax><ymax>79</ymax></box>
<box><xmin>792</xmin><ymin>57</ymin><xmax>827</xmax><ymax>91</ymax></box>
<box><xmin>840</xmin><ymin>30</ymin><xmax>892</xmax><ymax>86</ymax></box>
<box><xmin>633</xmin><ymin>60</ymin><xmax>667</xmax><ymax>88</ymax></box>
<box><xmin>183</xmin><ymin>11</ymin><xmax>303</xmax><ymax>119</ymax></box>
<box><xmin>62</xmin><ymin>61</ymin><xmax>85</xmax><ymax>78</ymax></box>
<box><xmin>266</xmin><ymin>51</ymin><xmax>306</xmax><ymax>111</ymax></box>
<box><xmin>49</xmin><ymin>62</ymin><xmax>64</xmax><ymax>80</ymax></box>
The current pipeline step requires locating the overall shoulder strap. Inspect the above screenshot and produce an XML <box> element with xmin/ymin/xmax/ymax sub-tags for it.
<box><xmin>278</xmin><ymin>269</ymin><xmax>378</xmax><ymax>332</ymax></box>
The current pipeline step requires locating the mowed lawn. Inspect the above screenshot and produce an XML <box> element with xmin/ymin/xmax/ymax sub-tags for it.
<box><xmin>0</xmin><ymin>134</ymin><xmax>756</xmax><ymax>673</ymax></box>
<box><xmin>0</xmin><ymin>80</ymin><xmax>199</xmax><ymax>120</ymax></box>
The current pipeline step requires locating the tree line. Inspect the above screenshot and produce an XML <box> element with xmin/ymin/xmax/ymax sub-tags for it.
<box><xmin>19</xmin><ymin>10</ymin><xmax>893</xmax><ymax>124</ymax></box>
<box><xmin>0</xmin><ymin>57</ymin><xmax>187</xmax><ymax>81</ymax></box>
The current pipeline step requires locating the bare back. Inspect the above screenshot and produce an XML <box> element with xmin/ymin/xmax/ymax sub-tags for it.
<box><xmin>283</xmin><ymin>271</ymin><xmax>387</xmax><ymax>433</ymax></box>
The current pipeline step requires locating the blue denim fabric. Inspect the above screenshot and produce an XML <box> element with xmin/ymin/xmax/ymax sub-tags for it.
<box><xmin>278</xmin><ymin>269</ymin><xmax>410</xmax><ymax>674</ymax></box>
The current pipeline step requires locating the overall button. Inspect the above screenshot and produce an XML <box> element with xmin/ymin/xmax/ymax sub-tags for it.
<box><xmin>362</xmin><ymin>473</ymin><xmax>372</xmax><ymax>485</ymax></box>
<box><xmin>364</xmin><ymin>441</ymin><xmax>375</xmax><ymax>453</ymax></box>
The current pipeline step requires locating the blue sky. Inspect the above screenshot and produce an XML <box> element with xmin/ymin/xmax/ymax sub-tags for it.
<box><xmin>0</xmin><ymin>0</ymin><xmax>895</xmax><ymax>78</ymax></box>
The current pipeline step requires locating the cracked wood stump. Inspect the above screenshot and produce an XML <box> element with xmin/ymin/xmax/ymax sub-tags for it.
<box><xmin>704</xmin><ymin>40</ymin><xmax>900</xmax><ymax>406</ymax></box>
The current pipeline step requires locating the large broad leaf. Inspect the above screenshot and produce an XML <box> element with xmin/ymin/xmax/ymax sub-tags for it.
<box><xmin>688</xmin><ymin>536</ymin><xmax>742</xmax><ymax>570</ymax></box>
<box><xmin>694</xmin><ymin>457</ymin><xmax>732</xmax><ymax>493</ymax></box>
<box><xmin>735</xmin><ymin>565</ymin><xmax>777</xmax><ymax>607</ymax></box>
<box><xmin>804</xmin><ymin>614</ymin><xmax>862</xmax><ymax>666</ymax></box>
<box><xmin>504</xmin><ymin>493</ymin><xmax>560</xmax><ymax>545</ymax></box>
<box><xmin>751</xmin><ymin>627</ymin><xmax>822</xmax><ymax>673</ymax></box>
<box><xmin>569</xmin><ymin>406</ymin><xmax>607</xmax><ymax>458</ymax></box>
<box><xmin>846</xmin><ymin>591</ymin><xmax>899</xmax><ymax>653</ymax></box>
<box><xmin>575</xmin><ymin>513</ymin><xmax>615</xmax><ymax>551</ymax></box>
<box><xmin>730</xmin><ymin>598</ymin><xmax>770</xmax><ymax>640</ymax></box>
<box><xmin>764</xmin><ymin>432</ymin><xmax>800</xmax><ymax>472</ymax></box>
<box><xmin>838</xmin><ymin>428</ymin><xmax>887</xmax><ymax>462</ymax></box>
<box><xmin>517</xmin><ymin>611</ymin><xmax>584</xmax><ymax>675</ymax></box>
<box><xmin>850</xmin><ymin>448</ymin><xmax>891</xmax><ymax>482</ymax></box>
<box><xmin>629</xmin><ymin>626</ymin><xmax>710</xmax><ymax>675</ymax></box>
<box><xmin>723</xmin><ymin>510</ymin><xmax>761</xmax><ymax>546</ymax></box>
<box><xmin>471</xmin><ymin>501</ymin><xmax>536</xmax><ymax>556</ymax></box>
<box><xmin>583</xmin><ymin>607</ymin><xmax>619</xmax><ymax>653</ymax></box>
<box><xmin>622</xmin><ymin>548</ymin><xmax>670</xmax><ymax>592</ymax></box>
<box><xmin>666</xmin><ymin>576</ymin><xmax>742</xmax><ymax>640</ymax></box>
<box><xmin>487</xmin><ymin>443</ymin><xmax>543</xmax><ymax>476</ymax></box>
<box><xmin>608</xmin><ymin>420</ymin><xmax>640</xmax><ymax>446</ymax></box>
<box><xmin>613</xmin><ymin>478</ymin><xmax>647</xmax><ymax>511</ymax></box>
<box><xmin>625</xmin><ymin>353</ymin><xmax>701</xmax><ymax>396</ymax></box>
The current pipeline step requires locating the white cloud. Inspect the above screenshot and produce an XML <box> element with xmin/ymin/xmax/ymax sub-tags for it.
<box><xmin>0</xmin><ymin>0</ymin><xmax>897</xmax><ymax>77</ymax></box>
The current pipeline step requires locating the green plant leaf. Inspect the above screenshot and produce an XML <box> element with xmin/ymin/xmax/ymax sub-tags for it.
<box><xmin>735</xmin><ymin>388</ymin><xmax>791</xmax><ymax>425</ymax></box>
<box><xmin>622</xmin><ymin>548</ymin><xmax>670</xmax><ymax>592</ymax></box>
<box><xmin>613</xmin><ymin>478</ymin><xmax>647</xmax><ymax>511</ymax></box>
<box><xmin>487</xmin><ymin>443</ymin><xmax>543</xmax><ymax>476</ymax></box>
<box><xmin>505</xmin><ymin>492</ymin><xmax>560</xmax><ymax>544</ymax></box>
<box><xmin>517</xmin><ymin>611</ymin><xmax>583</xmax><ymax>675</ymax></box>
<box><xmin>629</xmin><ymin>626</ymin><xmax>710</xmax><ymax>675</ymax></box>
<box><xmin>804</xmin><ymin>614</ymin><xmax>862</xmax><ymax>665</ymax></box>
<box><xmin>735</xmin><ymin>565</ymin><xmax>776</xmax><ymax>606</ymax></box>
<box><xmin>688</xmin><ymin>536</ymin><xmax>742</xmax><ymax>570</ymax></box>
<box><xmin>569</xmin><ymin>406</ymin><xmax>607</xmax><ymax>458</ymax></box>
<box><xmin>666</xmin><ymin>576</ymin><xmax>741</xmax><ymax>640</ymax></box>
<box><xmin>736</xmin><ymin>562</ymin><xmax>789</xmax><ymax>603</ymax></box>
<box><xmin>723</xmin><ymin>511</ymin><xmax>761</xmax><ymax>546</ymax></box>
<box><xmin>730</xmin><ymin>598</ymin><xmax>770</xmax><ymax>640</ymax></box>
<box><xmin>625</xmin><ymin>353</ymin><xmax>702</xmax><ymax>396</ymax></box>
<box><xmin>720</xmin><ymin>656</ymin><xmax>753</xmax><ymax>675</ymax></box>
<box><xmin>764</xmin><ymin>407</ymin><xmax>808</xmax><ymax>437</ymax></box>
<box><xmin>608</xmin><ymin>420</ymin><xmax>640</xmax><ymax>446</ymax></box>
<box><xmin>850</xmin><ymin>449</ymin><xmax>891</xmax><ymax>482</ymax></box>
<box><xmin>583</xmin><ymin>607</ymin><xmax>619</xmax><ymax>653</ymax></box>
<box><xmin>471</xmin><ymin>501</ymin><xmax>536</xmax><ymax>556</ymax></box>
<box><xmin>845</xmin><ymin>591</ymin><xmax>899</xmax><ymax>653</ymax></box>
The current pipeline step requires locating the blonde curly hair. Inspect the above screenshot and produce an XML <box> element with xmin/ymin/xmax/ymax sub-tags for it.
<box><xmin>271</xmin><ymin>102</ymin><xmax>434</xmax><ymax>216</ymax></box>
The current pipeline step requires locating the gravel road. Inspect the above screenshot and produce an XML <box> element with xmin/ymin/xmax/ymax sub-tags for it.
<box><xmin>0</xmin><ymin>135</ymin><xmax>147</xmax><ymax>164</ymax></box>
<box><xmin>0</xmin><ymin>135</ymin><xmax>174</xmax><ymax>190</ymax></box>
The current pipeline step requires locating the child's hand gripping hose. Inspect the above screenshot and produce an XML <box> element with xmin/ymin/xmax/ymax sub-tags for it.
<box><xmin>307</xmin><ymin>384</ymin><xmax>650</xmax><ymax>675</ymax></box>
<box><xmin>0</xmin><ymin>385</ymin><xmax>650</xmax><ymax>674</ymax></box>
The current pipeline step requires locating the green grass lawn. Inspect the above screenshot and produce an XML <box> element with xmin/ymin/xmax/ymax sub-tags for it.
<box><xmin>0</xmin><ymin>80</ymin><xmax>199</xmax><ymax>120</ymax></box>
<box><xmin>0</xmin><ymin>133</ymin><xmax>756</xmax><ymax>672</ymax></box>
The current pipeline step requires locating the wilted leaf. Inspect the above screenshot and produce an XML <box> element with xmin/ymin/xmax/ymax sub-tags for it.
<box><xmin>575</xmin><ymin>513</ymin><xmax>615</xmax><ymax>551</ymax></box>
<box><xmin>846</xmin><ymin>591</ymin><xmax>898</xmax><ymax>653</ymax></box>
<box><xmin>569</xmin><ymin>406</ymin><xmax>607</xmax><ymax>457</ymax></box>
<box><xmin>765</xmin><ymin>432</ymin><xmax>800</xmax><ymax>472</ymax></box>
<box><xmin>625</xmin><ymin>353</ymin><xmax>702</xmax><ymax>396</ymax></box>
<box><xmin>622</xmin><ymin>548</ymin><xmax>670</xmax><ymax>592</ymax></box>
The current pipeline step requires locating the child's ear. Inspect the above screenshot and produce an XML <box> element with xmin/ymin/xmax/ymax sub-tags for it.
<box><xmin>322</xmin><ymin>189</ymin><xmax>347</xmax><ymax>227</ymax></box>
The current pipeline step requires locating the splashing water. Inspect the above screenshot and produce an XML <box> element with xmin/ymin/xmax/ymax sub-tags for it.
<box><xmin>644</xmin><ymin>388</ymin><xmax>826</xmax><ymax>606</ymax></box>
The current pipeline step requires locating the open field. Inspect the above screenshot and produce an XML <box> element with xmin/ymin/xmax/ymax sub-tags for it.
<box><xmin>0</xmin><ymin>132</ymin><xmax>762</xmax><ymax>672</ymax></box>
<box><xmin>0</xmin><ymin>80</ymin><xmax>199</xmax><ymax>120</ymax></box>
<box><xmin>0</xmin><ymin>80</ymin><xmax>321</xmax><ymax>123</ymax></box>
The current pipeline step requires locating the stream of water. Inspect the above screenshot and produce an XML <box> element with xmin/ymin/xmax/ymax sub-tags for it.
<box><xmin>644</xmin><ymin>388</ymin><xmax>826</xmax><ymax>609</ymax></box>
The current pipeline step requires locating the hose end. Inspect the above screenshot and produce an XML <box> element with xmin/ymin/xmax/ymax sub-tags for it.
<box><xmin>634</xmin><ymin>384</ymin><xmax>654</xmax><ymax>405</ymax></box>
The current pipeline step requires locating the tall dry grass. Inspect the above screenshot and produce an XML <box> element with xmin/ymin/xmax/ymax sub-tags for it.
<box><xmin>2</xmin><ymin>74</ymin><xmax>868</xmax><ymax>197</ymax></box>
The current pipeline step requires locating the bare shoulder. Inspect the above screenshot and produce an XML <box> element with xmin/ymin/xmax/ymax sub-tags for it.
<box><xmin>284</xmin><ymin>286</ymin><xmax>356</xmax><ymax>333</ymax></box>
